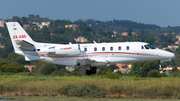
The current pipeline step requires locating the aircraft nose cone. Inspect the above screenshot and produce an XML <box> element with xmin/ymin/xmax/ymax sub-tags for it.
<box><xmin>171</xmin><ymin>53</ymin><xmax>175</xmax><ymax>59</ymax></box>
<box><xmin>157</xmin><ymin>50</ymin><xmax>175</xmax><ymax>61</ymax></box>
<box><xmin>166</xmin><ymin>51</ymin><xmax>175</xmax><ymax>59</ymax></box>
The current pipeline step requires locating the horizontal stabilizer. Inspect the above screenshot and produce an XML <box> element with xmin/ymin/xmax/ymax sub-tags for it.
<box><xmin>25</xmin><ymin>55</ymin><xmax>43</xmax><ymax>61</ymax></box>
<box><xmin>15</xmin><ymin>40</ymin><xmax>34</xmax><ymax>47</ymax></box>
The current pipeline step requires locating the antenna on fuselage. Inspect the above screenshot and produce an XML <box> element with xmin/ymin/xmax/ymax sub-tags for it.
<box><xmin>93</xmin><ymin>40</ymin><xmax>97</xmax><ymax>44</ymax></box>
<box><xmin>69</xmin><ymin>42</ymin><xmax>72</xmax><ymax>44</ymax></box>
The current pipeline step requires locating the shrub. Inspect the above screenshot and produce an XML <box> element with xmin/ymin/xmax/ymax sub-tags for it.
<box><xmin>173</xmin><ymin>90</ymin><xmax>180</xmax><ymax>99</ymax></box>
<box><xmin>147</xmin><ymin>70</ymin><xmax>161</xmax><ymax>78</ymax></box>
<box><xmin>51</xmin><ymin>94</ymin><xmax>58</xmax><ymax>96</ymax></box>
<box><xmin>1</xmin><ymin>63</ymin><xmax>24</xmax><ymax>73</ymax></box>
<box><xmin>137</xmin><ymin>88</ymin><xmax>155</xmax><ymax>97</ymax></box>
<box><xmin>124</xmin><ymin>91</ymin><xmax>133</xmax><ymax>97</ymax></box>
<box><xmin>41</xmin><ymin>64</ymin><xmax>56</xmax><ymax>75</ymax></box>
<box><xmin>105</xmin><ymin>71</ymin><xmax>120</xmax><ymax>79</ymax></box>
<box><xmin>109</xmin><ymin>85</ymin><xmax>122</xmax><ymax>94</ymax></box>
<box><xmin>51</xmin><ymin>70</ymin><xmax>63</xmax><ymax>76</ymax></box>
<box><xmin>57</xmin><ymin>84</ymin><xmax>75</xmax><ymax>95</ymax></box>
<box><xmin>171</xmin><ymin>71</ymin><xmax>180</xmax><ymax>77</ymax></box>
<box><xmin>70</xmin><ymin>67</ymin><xmax>80</xmax><ymax>76</ymax></box>
<box><xmin>68</xmin><ymin>84</ymin><xmax>106</xmax><ymax>97</ymax></box>
<box><xmin>97</xmin><ymin>66</ymin><xmax>111</xmax><ymax>75</ymax></box>
<box><xmin>58</xmin><ymin>84</ymin><xmax>106</xmax><ymax>97</ymax></box>
<box><xmin>0</xmin><ymin>84</ymin><xmax>3</xmax><ymax>92</ymax></box>
<box><xmin>157</xmin><ymin>88</ymin><xmax>173</xmax><ymax>97</ymax></box>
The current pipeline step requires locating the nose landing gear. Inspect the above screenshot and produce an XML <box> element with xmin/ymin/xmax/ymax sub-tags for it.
<box><xmin>159</xmin><ymin>60</ymin><xmax>163</xmax><ymax>71</ymax></box>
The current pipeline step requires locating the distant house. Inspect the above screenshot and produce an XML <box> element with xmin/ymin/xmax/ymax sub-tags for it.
<box><xmin>160</xmin><ymin>66</ymin><xmax>180</xmax><ymax>73</ymax></box>
<box><xmin>175</xmin><ymin>34</ymin><xmax>180</xmax><ymax>45</ymax></box>
<box><xmin>38</xmin><ymin>22</ymin><xmax>50</xmax><ymax>29</ymax></box>
<box><xmin>32</xmin><ymin>22</ymin><xmax>39</xmax><ymax>25</ymax></box>
<box><xmin>65</xmin><ymin>24</ymin><xmax>78</xmax><ymax>31</ymax></box>
<box><xmin>24</xmin><ymin>65</ymin><xmax>36</xmax><ymax>72</ymax></box>
<box><xmin>168</xmin><ymin>45</ymin><xmax>179</xmax><ymax>52</ymax></box>
<box><xmin>132</xmin><ymin>32</ymin><xmax>138</xmax><ymax>36</ymax></box>
<box><xmin>42</xmin><ymin>22</ymin><xmax>50</xmax><ymax>26</ymax></box>
<box><xmin>122</xmin><ymin>32</ymin><xmax>128</xmax><ymax>36</ymax></box>
<box><xmin>114</xmin><ymin>63</ymin><xmax>131</xmax><ymax>73</ymax></box>
<box><xmin>50</xmin><ymin>32</ymin><xmax>57</xmax><ymax>36</ymax></box>
<box><xmin>0</xmin><ymin>20</ymin><xmax>5</xmax><ymax>27</ymax></box>
<box><xmin>116</xmin><ymin>63</ymin><xmax>132</xmax><ymax>69</ymax></box>
<box><xmin>65</xmin><ymin>66</ymin><xmax>74</xmax><ymax>71</ymax></box>
<box><xmin>0</xmin><ymin>44</ymin><xmax>4</xmax><ymax>48</ymax></box>
<box><xmin>113</xmin><ymin>31</ymin><xmax>117</xmax><ymax>34</ymax></box>
<box><xmin>164</xmin><ymin>33</ymin><xmax>169</xmax><ymax>36</ymax></box>
<box><xmin>74</xmin><ymin>36</ymin><xmax>88</xmax><ymax>43</ymax></box>
<box><xmin>23</xmin><ymin>24</ymin><xmax>31</xmax><ymax>30</ymax></box>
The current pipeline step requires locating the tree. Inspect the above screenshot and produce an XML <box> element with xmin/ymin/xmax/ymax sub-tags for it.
<box><xmin>145</xmin><ymin>37</ymin><xmax>154</xmax><ymax>44</ymax></box>
<box><xmin>177</xmin><ymin>46</ymin><xmax>180</xmax><ymax>54</ymax></box>
<box><xmin>22</xmin><ymin>16</ymin><xmax>28</xmax><ymax>24</ymax></box>
<box><xmin>130</xmin><ymin>61</ymin><xmax>159</xmax><ymax>77</ymax></box>
<box><xmin>172</xmin><ymin>67</ymin><xmax>179</xmax><ymax>72</ymax></box>
<box><xmin>128</xmin><ymin>27</ymin><xmax>132</xmax><ymax>36</ymax></box>
<box><xmin>28</xmin><ymin>14</ymin><xmax>35</xmax><ymax>18</ymax></box>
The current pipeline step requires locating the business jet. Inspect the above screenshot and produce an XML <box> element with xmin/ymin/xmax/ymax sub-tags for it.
<box><xmin>6</xmin><ymin>22</ymin><xmax>175</xmax><ymax>75</ymax></box>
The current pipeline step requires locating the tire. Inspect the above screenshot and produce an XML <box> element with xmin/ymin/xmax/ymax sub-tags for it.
<box><xmin>86</xmin><ymin>70</ymin><xmax>91</xmax><ymax>75</ymax></box>
<box><xmin>159</xmin><ymin>67</ymin><xmax>163</xmax><ymax>71</ymax></box>
<box><xmin>90</xmin><ymin>67</ymin><xmax>97</xmax><ymax>74</ymax></box>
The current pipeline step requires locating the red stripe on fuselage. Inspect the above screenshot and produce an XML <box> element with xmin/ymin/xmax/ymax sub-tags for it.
<box><xmin>88</xmin><ymin>52</ymin><xmax>154</xmax><ymax>56</ymax></box>
<box><xmin>17</xmin><ymin>47</ymin><xmax>155</xmax><ymax>58</ymax></box>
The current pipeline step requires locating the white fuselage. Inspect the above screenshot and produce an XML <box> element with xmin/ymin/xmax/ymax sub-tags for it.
<box><xmin>17</xmin><ymin>41</ymin><xmax>175</xmax><ymax>67</ymax></box>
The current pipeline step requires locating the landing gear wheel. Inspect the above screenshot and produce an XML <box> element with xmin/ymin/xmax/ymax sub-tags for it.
<box><xmin>159</xmin><ymin>65</ymin><xmax>163</xmax><ymax>71</ymax></box>
<box><xmin>91</xmin><ymin>67</ymin><xmax>97</xmax><ymax>74</ymax></box>
<box><xmin>86</xmin><ymin>70</ymin><xmax>91</xmax><ymax>75</ymax></box>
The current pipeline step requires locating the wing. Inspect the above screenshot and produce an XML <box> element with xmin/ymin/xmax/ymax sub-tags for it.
<box><xmin>76</xmin><ymin>58</ymin><xmax>109</xmax><ymax>66</ymax></box>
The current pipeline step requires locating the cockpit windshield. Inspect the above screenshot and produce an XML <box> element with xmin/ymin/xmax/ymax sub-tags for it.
<box><xmin>143</xmin><ymin>44</ymin><xmax>156</xmax><ymax>49</ymax></box>
<box><xmin>147</xmin><ymin>44</ymin><xmax>156</xmax><ymax>49</ymax></box>
<box><xmin>144</xmin><ymin>45</ymin><xmax>149</xmax><ymax>49</ymax></box>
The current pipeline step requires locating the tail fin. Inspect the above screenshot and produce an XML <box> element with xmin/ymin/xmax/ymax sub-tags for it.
<box><xmin>6</xmin><ymin>22</ymin><xmax>35</xmax><ymax>53</ymax></box>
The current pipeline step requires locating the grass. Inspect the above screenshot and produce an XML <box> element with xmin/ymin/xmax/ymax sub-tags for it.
<box><xmin>0</xmin><ymin>74</ymin><xmax>180</xmax><ymax>99</ymax></box>
<box><xmin>1</xmin><ymin>96</ymin><xmax>180</xmax><ymax>101</ymax></box>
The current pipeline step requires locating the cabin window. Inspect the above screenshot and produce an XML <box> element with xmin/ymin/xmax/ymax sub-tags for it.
<box><xmin>126</xmin><ymin>46</ymin><xmax>129</xmax><ymax>50</ymax></box>
<box><xmin>144</xmin><ymin>45</ymin><xmax>149</xmax><ymax>49</ymax></box>
<box><xmin>118</xmin><ymin>46</ymin><xmax>121</xmax><ymax>50</ymax></box>
<box><xmin>94</xmin><ymin>47</ymin><xmax>97</xmax><ymax>51</ymax></box>
<box><xmin>84</xmin><ymin>48</ymin><xmax>87</xmax><ymax>52</ymax></box>
<box><xmin>141</xmin><ymin>46</ymin><xmax>144</xmax><ymax>49</ymax></box>
<box><xmin>102</xmin><ymin>47</ymin><xmax>105</xmax><ymax>51</ymax></box>
<box><xmin>110</xmin><ymin>47</ymin><xmax>113</xmax><ymax>51</ymax></box>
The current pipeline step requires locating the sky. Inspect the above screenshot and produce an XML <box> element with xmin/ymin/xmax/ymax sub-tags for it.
<box><xmin>0</xmin><ymin>0</ymin><xmax>180</xmax><ymax>27</ymax></box>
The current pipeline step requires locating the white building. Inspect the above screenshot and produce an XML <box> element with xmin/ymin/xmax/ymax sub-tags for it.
<box><xmin>0</xmin><ymin>20</ymin><xmax>5</xmax><ymax>27</ymax></box>
<box><xmin>38</xmin><ymin>22</ymin><xmax>50</xmax><ymax>29</ymax></box>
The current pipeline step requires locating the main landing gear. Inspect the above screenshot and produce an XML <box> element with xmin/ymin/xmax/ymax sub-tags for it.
<box><xmin>86</xmin><ymin>67</ymin><xmax>97</xmax><ymax>75</ymax></box>
<box><xmin>158</xmin><ymin>60</ymin><xmax>163</xmax><ymax>71</ymax></box>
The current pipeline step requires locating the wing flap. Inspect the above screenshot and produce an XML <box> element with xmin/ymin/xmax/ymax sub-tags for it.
<box><xmin>25</xmin><ymin>55</ymin><xmax>44</xmax><ymax>61</ymax></box>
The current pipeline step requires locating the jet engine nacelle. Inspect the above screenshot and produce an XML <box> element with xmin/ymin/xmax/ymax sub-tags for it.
<box><xmin>55</xmin><ymin>44</ymin><xmax>80</xmax><ymax>56</ymax></box>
